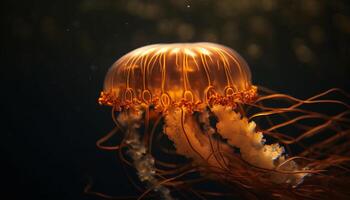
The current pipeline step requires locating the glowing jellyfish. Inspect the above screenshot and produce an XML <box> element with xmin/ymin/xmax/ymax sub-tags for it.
<box><xmin>94</xmin><ymin>43</ymin><xmax>350</xmax><ymax>200</ymax></box>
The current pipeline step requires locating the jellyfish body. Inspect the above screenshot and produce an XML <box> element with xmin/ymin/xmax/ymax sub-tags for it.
<box><xmin>96</xmin><ymin>43</ymin><xmax>350</xmax><ymax>200</ymax></box>
<box><xmin>99</xmin><ymin>43</ymin><xmax>257</xmax><ymax>110</ymax></box>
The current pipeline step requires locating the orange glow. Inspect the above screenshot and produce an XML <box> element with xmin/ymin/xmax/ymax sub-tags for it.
<box><xmin>94</xmin><ymin>43</ymin><xmax>350</xmax><ymax>200</ymax></box>
<box><xmin>98</xmin><ymin>43</ymin><xmax>257</xmax><ymax>111</ymax></box>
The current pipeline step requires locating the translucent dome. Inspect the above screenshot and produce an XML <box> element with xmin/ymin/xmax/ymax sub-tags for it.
<box><xmin>99</xmin><ymin>42</ymin><xmax>257</xmax><ymax>109</ymax></box>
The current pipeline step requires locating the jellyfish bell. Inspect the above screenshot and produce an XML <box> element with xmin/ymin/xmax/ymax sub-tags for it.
<box><xmin>94</xmin><ymin>43</ymin><xmax>350</xmax><ymax>200</ymax></box>
<box><xmin>98</xmin><ymin>42</ymin><xmax>257</xmax><ymax>111</ymax></box>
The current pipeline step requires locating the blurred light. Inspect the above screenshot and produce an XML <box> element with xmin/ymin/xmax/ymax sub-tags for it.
<box><xmin>157</xmin><ymin>19</ymin><xmax>176</xmax><ymax>35</ymax></box>
<box><xmin>202</xmin><ymin>31</ymin><xmax>218</xmax><ymax>42</ymax></box>
<box><xmin>333</xmin><ymin>14</ymin><xmax>350</xmax><ymax>34</ymax></box>
<box><xmin>293</xmin><ymin>39</ymin><xmax>314</xmax><ymax>64</ymax></box>
<box><xmin>301</xmin><ymin>0</ymin><xmax>322</xmax><ymax>17</ymax></box>
<box><xmin>222</xmin><ymin>22</ymin><xmax>239</xmax><ymax>43</ymax></box>
<box><xmin>177</xmin><ymin>23</ymin><xmax>195</xmax><ymax>41</ymax></box>
<box><xmin>249</xmin><ymin>16</ymin><xmax>272</xmax><ymax>37</ymax></box>
<box><xmin>246</xmin><ymin>43</ymin><xmax>262</xmax><ymax>59</ymax></box>
<box><xmin>261</xmin><ymin>0</ymin><xmax>277</xmax><ymax>11</ymax></box>
<box><xmin>309</xmin><ymin>25</ymin><xmax>325</xmax><ymax>44</ymax></box>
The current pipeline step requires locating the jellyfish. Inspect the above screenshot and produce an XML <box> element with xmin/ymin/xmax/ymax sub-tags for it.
<box><xmin>93</xmin><ymin>43</ymin><xmax>350</xmax><ymax>200</ymax></box>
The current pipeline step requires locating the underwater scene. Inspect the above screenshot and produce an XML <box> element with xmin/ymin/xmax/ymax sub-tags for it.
<box><xmin>4</xmin><ymin>0</ymin><xmax>350</xmax><ymax>200</ymax></box>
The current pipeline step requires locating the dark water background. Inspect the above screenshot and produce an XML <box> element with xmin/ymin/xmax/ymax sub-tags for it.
<box><xmin>3</xmin><ymin>0</ymin><xmax>350</xmax><ymax>199</ymax></box>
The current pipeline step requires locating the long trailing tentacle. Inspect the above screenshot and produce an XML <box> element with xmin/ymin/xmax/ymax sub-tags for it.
<box><xmin>96</xmin><ymin>126</ymin><xmax>123</xmax><ymax>150</ymax></box>
<box><xmin>257</xmin><ymin>87</ymin><xmax>350</xmax><ymax>107</ymax></box>
<box><xmin>248</xmin><ymin>88</ymin><xmax>350</xmax><ymax>154</ymax></box>
<box><xmin>137</xmin><ymin>168</ymin><xmax>198</xmax><ymax>200</ymax></box>
<box><xmin>96</xmin><ymin>106</ymin><xmax>127</xmax><ymax>151</ymax></box>
<box><xmin>180</xmin><ymin>108</ymin><xmax>207</xmax><ymax>161</ymax></box>
<box><xmin>95</xmin><ymin>85</ymin><xmax>350</xmax><ymax>199</ymax></box>
<box><xmin>240</xmin><ymin>87</ymin><xmax>350</xmax><ymax>199</ymax></box>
